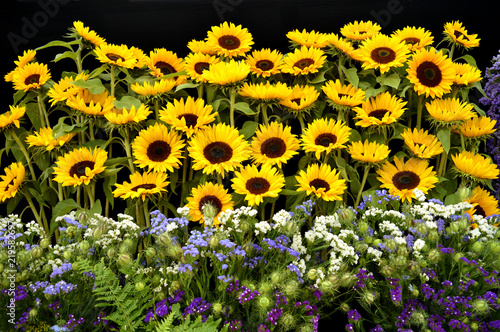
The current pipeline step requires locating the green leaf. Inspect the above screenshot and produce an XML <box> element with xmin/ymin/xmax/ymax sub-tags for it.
<box><xmin>239</xmin><ymin>121</ymin><xmax>259</xmax><ymax>139</ymax></box>
<box><xmin>377</xmin><ymin>73</ymin><xmax>400</xmax><ymax>89</ymax></box>
<box><xmin>233</xmin><ymin>102</ymin><xmax>256</xmax><ymax>115</ymax></box>
<box><xmin>36</xmin><ymin>40</ymin><xmax>77</xmax><ymax>51</ymax></box>
<box><xmin>436</xmin><ymin>128</ymin><xmax>451</xmax><ymax>153</ymax></box>
<box><xmin>89</xmin><ymin>200</ymin><xmax>102</xmax><ymax>218</ymax></box>
<box><xmin>71</xmin><ymin>78</ymin><xmax>106</xmax><ymax>95</ymax></box>
<box><xmin>280</xmin><ymin>189</ymin><xmax>299</xmax><ymax>196</ymax></box>
<box><xmin>455</xmin><ymin>54</ymin><xmax>477</xmax><ymax>67</ymax></box>
<box><xmin>54</xmin><ymin>51</ymin><xmax>77</xmax><ymax>63</ymax></box>
<box><xmin>175</xmin><ymin>82</ymin><xmax>200</xmax><ymax>92</ymax></box>
<box><xmin>51</xmin><ymin>199</ymin><xmax>80</xmax><ymax>224</ymax></box>
<box><xmin>342</xmin><ymin>66</ymin><xmax>359</xmax><ymax>88</ymax></box>
<box><xmin>113</xmin><ymin>96</ymin><xmax>142</xmax><ymax>110</ymax></box>
<box><xmin>103</xmin><ymin>174</ymin><xmax>116</xmax><ymax>209</ymax></box>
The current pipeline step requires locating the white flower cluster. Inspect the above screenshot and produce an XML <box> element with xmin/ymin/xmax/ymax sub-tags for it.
<box><xmin>413</xmin><ymin>188</ymin><xmax>426</xmax><ymax>202</ymax></box>
<box><xmin>329</xmin><ymin>235</ymin><xmax>358</xmax><ymax>265</ymax></box>
<box><xmin>367</xmin><ymin>246</ymin><xmax>383</xmax><ymax>263</ymax></box>
<box><xmin>410</xmin><ymin>201</ymin><xmax>473</xmax><ymax>221</ymax></box>
<box><xmin>412</xmin><ymin>238</ymin><xmax>426</xmax><ymax>260</ymax></box>
<box><xmin>291</xmin><ymin>233</ymin><xmax>307</xmax><ymax>255</ymax></box>
<box><xmin>378</xmin><ymin>220</ymin><xmax>403</xmax><ymax>237</ymax></box>
<box><xmin>81</xmin><ymin>213</ymin><xmax>140</xmax><ymax>249</ymax></box>
<box><xmin>24</xmin><ymin>220</ymin><xmax>46</xmax><ymax>238</ymax></box>
<box><xmin>272</xmin><ymin>209</ymin><xmax>292</xmax><ymax>229</ymax></box>
<box><xmin>254</xmin><ymin>221</ymin><xmax>271</xmax><ymax>235</ymax></box>
<box><xmin>468</xmin><ymin>215</ymin><xmax>499</xmax><ymax>240</ymax></box>
<box><xmin>218</xmin><ymin>206</ymin><xmax>257</xmax><ymax>233</ymax></box>
<box><xmin>176</xmin><ymin>206</ymin><xmax>190</xmax><ymax>218</ymax></box>
<box><xmin>304</xmin><ymin>214</ymin><xmax>341</xmax><ymax>243</ymax></box>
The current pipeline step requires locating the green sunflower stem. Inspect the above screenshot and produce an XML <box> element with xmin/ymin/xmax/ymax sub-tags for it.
<box><xmin>261</xmin><ymin>103</ymin><xmax>270</xmax><ymax>127</ymax></box>
<box><xmin>181</xmin><ymin>149</ymin><xmax>190</xmax><ymax>207</ymax></box>
<box><xmin>229</xmin><ymin>86</ymin><xmax>236</xmax><ymax>127</ymax></box>
<box><xmin>197</xmin><ymin>84</ymin><xmax>204</xmax><ymax>99</ymax></box>
<box><xmin>438</xmin><ymin>151</ymin><xmax>448</xmax><ymax>178</ymax></box>
<box><xmin>24</xmin><ymin>192</ymin><xmax>48</xmax><ymax>235</ymax></box>
<box><xmin>460</xmin><ymin>132</ymin><xmax>466</xmax><ymax>151</ymax></box>
<box><xmin>89</xmin><ymin>118</ymin><xmax>95</xmax><ymax>141</ymax></box>
<box><xmin>416</xmin><ymin>94</ymin><xmax>425</xmax><ymax>130</ymax></box>
<box><xmin>123</xmin><ymin>127</ymin><xmax>136</xmax><ymax>173</ymax></box>
<box><xmin>84</xmin><ymin>183</ymin><xmax>96</xmax><ymax>209</ymax></box>
<box><xmin>355</xmin><ymin>166</ymin><xmax>371</xmax><ymax>208</ymax></box>
<box><xmin>154</xmin><ymin>99</ymin><xmax>161</xmax><ymax>120</ymax></box>
<box><xmin>75</xmin><ymin>43</ymin><xmax>83</xmax><ymax>74</ymax></box>
<box><xmin>135</xmin><ymin>203</ymin><xmax>145</xmax><ymax>228</ymax></box>
<box><xmin>10</xmin><ymin>130</ymin><xmax>37</xmax><ymax>181</ymax></box>
<box><xmin>298</xmin><ymin>114</ymin><xmax>307</xmax><ymax>134</ymax></box>
<box><xmin>37</xmin><ymin>90</ymin><xmax>49</xmax><ymax>129</ymax></box>
<box><xmin>338</xmin><ymin>55</ymin><xmax>345</xmax><ymax>85</ymax></box>
<box><xmin>143</xmin><ymin>199</ymin><xmax>150</xmax><ymax>228</ymax></box>
<box><xmin>110</xmin><ymin>65</ymin><xmax>116</xmax><ymax>97</ymax></box>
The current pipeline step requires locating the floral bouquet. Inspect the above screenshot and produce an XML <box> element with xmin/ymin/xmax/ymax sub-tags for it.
<box><xmin>0</xmin><ymin>17</ymin><xmax>499</xmax><ymax>331</ymax></box>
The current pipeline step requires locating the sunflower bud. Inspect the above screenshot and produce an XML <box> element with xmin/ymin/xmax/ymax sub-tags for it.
<box><xmin>40</xmin><ymin>238</ymin><xmax>51</xmax><ymax>249</ymax></box>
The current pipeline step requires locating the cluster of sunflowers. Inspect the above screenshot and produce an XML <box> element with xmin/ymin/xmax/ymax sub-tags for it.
<box><xmin>0</xmin><ymin>19</ymin><xmax>499</xmax><ymax>234</ymax></box>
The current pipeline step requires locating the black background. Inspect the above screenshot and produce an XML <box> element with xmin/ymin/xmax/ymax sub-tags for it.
<box><xmin>1</xmin><ymin>0</ymin><xmax>500</xmax><ymax>210</ymax></box>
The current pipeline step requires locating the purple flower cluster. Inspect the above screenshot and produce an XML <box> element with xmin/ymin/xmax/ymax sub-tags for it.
<box><xmin>43</xmin><ymin>280</ymin><xmax>77</xmax><ymax>295</ymax></box>
<box><xmin>262</xmin><ymin>236</ymin><xmax>300</xmax><ymax>259</ymax></box>
<box><xmin>355</xmin><ymin>268</ymin><xmax>374</xmax><ymax>290</ymax></box>
<box><xmin>142</xmin><ymin>210</ymin><xmax>188</xmax><ymax>236</ymax></box>
<box><xmin>2</xmin><ymin>285</ymin><xmax>28</xmax><ymax>302</ymax></box>
<box><xmin>395</xmin><ymin>299</ymin><xmax>426</xmax><ymax>329</ymax></box>
<box><xmin>266</xmin><ymin>307</ymin><xmax>283</xmax><ymax>325</ymax></box>
<box><xmin>65</xmin><ymin>314</ymin><xmax>85</xmax><ymax>331</ymax></box>
<box><xmin>184</xmin><ymin>297</ymin><xmax>211</xmax><ymax>315</ymax></box>
<box><xmin>347</xmin><ymin>309</ymin><xmax>362</xmax><ymax>321</ymax></box>
<box><xmin>50</xmin><ymin>263</ymin><xmax>73</xmax><ymax>278</ymax></box>
<box><xmin>237</xmin><ymin>286</ymin><xmax>259</xmax><ymax>304</ymax></box>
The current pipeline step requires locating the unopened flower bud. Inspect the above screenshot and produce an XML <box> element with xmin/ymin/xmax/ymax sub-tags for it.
<box><xmin>358</xmin><ymin>222</ymin><xmax>368</xmax><ymax>233</ymax></box>
<box><xmin>458</xmin><ymin>220</ymin><xmax>468</xmax><ymax>231</ymax></box>
<box><xmin>411</xmin><ymin>289</ymin><xmax>419</xmax><ymax>297</ymax></box>
<box><xmin>373</xmin><ymin>239</ymin><xmax>382</xmax><ymax>248</ymax></box>
<box><xmin>258</xmin><ymin>281</ymin><xmax>273</xmax><ymax>294</ymax></box>
<box><xmin>40</xmin><ymin>238</ymin><xmax>50</xmax><ymax>249</ymax></box>
<box><xmin>339</xmin><ymin>208</ymin><xmax>356</xmax><ymax>223</ymax></box>
<box><xmin>212</xmin><ymin>302</ymin><xmax>223</xmax><ymax>314</ymax></box>
<box><xmin>135</xmin><ymin>282</ymin><xmax>145</xmax><ymax>291</ymax></box>
<box><xmin>458</xmin><ymin>186</ymin><xmax>472</xmax><ymax>201</ymax></box>
<box><xmin>380</xmin><ymin>265</ymin><xmax>393</xmax><ymax>277</ymax></box>
<box><xmin>450</xmin><ymin>222</ymin><xmax>460</xmax><ymax>233</ymax></box>
<box><xmin>428</xmin><ymin>249</ymin><xmax>441</xmax><ymax>263</ymax></box>
<box><xmin>66</xmin><ymin>226</ymin><xmax>76</xmax><ymax>237</ymax></box>
<box><xmin>72</xmin><ymin>261</ymin><xmax>80</xmax><ymax>271</ymax></box>
<box><xmin>258</xmin><ymin>296</ymin><xmax>271</xmax><ymax>309</ymax></box>
<box><xmin>490</xmin><ymin>242</ymin><xmax>500</xmax><ymax>253</ymax></box>
<box><xmin>472</xmin><ymin>241</ymin><xmax>484</xmax><ymax>253</ymax></box>
<box><xmin>117</xmin><ymin>253</ymin><xmax>131</xmax><ymax>267</ymax></box>
<box><xmin>386</xmin><ymin>239</ymin><xmax>397</xmax><ymax>251</ymax></box>
<box><xmin>42</xmin><ymin>264</ymin><xmax>52</xmax><ymax>274</ymax></box>
<box><xmin>284</xmin><ymin>280</ymin><xmax>300</xmax><ymax>297</ymax></box>
<box><xmin>362</xmin><ymin>291</ymin><xmax>376</xmax><ymax>305</ymax></box>
<box><xmin>473</xmin><ymin>299</ymin><xmax>489</xmax><ymax>314</ymax></box>
<box><xmin>428</xmin><ymin>230</ymin><xmax>439</xmax><ymax>242</ymax></box>
<box><xmin>395</xmin><ymin>256</ymin><xmax>406</xmax><ymax>267</ymax></box>
<box><xmin>157</xmin><ymin>292</ymin><xmax>166</xmax><ymax>301</ymax></box>
<box><xmin>29</xmin><ymin>308</ymin><xmax>38</xmax><ymax>318</ymax></box>
<box><xmin>209</xmin><ymin>236</ymin><xmax>219</xmax><ymax>248</ymax></box>
<box><xmin>408</xmin><ymin>261</ymin><xmax>421</xmax><ymax>275</ymax></box>
<box><xmin>79</xmin><ymin>241</ymin><xmax>90</xmax><ymax>252</ymax></box>
<box><xmin>270</xmin><ymin>272</ymin><xmax>282</xmax><ymax>284</ymax></box>
<box><xmin>120</xmin><ymin>239</ymin><xmax>135</xmax><ymax>253</ymax></box>
<box><xmin>202</xmin><ymin>203</ymin><xmax>218</xmax><ymax>223</ymax></box>
<box><xmin>151</xmin><ymin>275</ymin><xmax>161</xmax><ymax>286</ymax></box>
<box><xmin>319</xmin><ymin>280</ymin><xmax>335</xmax><ymax>293</ymax></box>
<box><xmin>280</xmin><ymin>313</ymin><xmax>295</xmax><ymax>329</ymax></box>
<box><xmin>63</xmin><ymin>251</ymin><xmax>72</xmax><ymax>260</ymax></box>
<box><xmin>340</xmin><ymin>272</ymin><xmax>355</xmax><ymax>287</ymax></box>
<box><xmin>107</xmin><ymin>247</ymin><xmax>117</xmax><ymax>258</ymax></box>
<box><xmin>170</xmin><ymin>280</ymin><xmax>181</xmax><ymax>292</ymax></box>
<box><xmin>471</xmin><ymin>322</ymin><xmax>479</xmax><ymax>331</ymax></box>
<box><xmin>307</xmin><ymin>269</ymin><xmax>319</xmax><ymax>281</ymax></box>
<box><xmin>0</xmin><ymin>263</ymin><xmax>3</xmax><ymax>274</ymax></box>
<box><xmin>340</xmin><ymin>302</ymin><xmax>350</xmax><ymax>312</ymax></box>
<box><xmin>364</xmin><ymin>236</ymin><xmax>373</xmax><ymax>244</ymax></box>
<box><xmin>416</xmin><ymin>223</ymin><xmax>427</xmax><ymax>235</ymax></box>
<box><xmin>158</xmin><ymin>232</ymin><xmax>171</xmax><ymax>246</ymax></box>
<box><xmin>145</xmin><ymin>247</ymin><xmax>156</xmax><ymax>259</ymax></box>
<box><xmin>31</xmin><ymin>247</ymin><xmax>43</xmax><ymax>259</ymax></box>
<box><xmin>93</xmin><ymin>224</ymin><xmax>106</xmax><ymax>239</ymax></box>
<box><xmin>454</xmin><ymin>252</ymin><xmax>464</xmax><ymax>263</ymax></box>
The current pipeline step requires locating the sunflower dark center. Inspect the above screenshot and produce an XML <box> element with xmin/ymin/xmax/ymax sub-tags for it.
<box><xmin>198</xmin><ymin>195</ymin><xmax>222</xmax><ymax>214</ymax></box>
<box><xmin>24</xmin><ymin>74</ymin><xmax>40</xmax><ymax>86</ymax></box>
<box><xmin>194</xmin><ymin>62</ymin><xmax>210</xmax><ymax>75</ymax></box>
<box><xmin>203</xmin><ymin>142</ymin><xmax>233</xmax><ymax>164</ymax></box>
<box><xmin>178</xmin><ymin>114</ymin><xmax>198</xmax><ymax>127</ymax></box>
<box><xmin>131</xmin><ymin>183</ymin><xmax>156</xmax><ymax>191</ymax></box>
<box><xmin>392</xmin><ymin>171</ymin><xmax>420</xmax><ymax>190</ymax></box>
<box><xmin>218</xmin><ymin>35</ymin><xmax>241</xmax><ymax>50</ymax></box>
<box><xmin>155</xmin><ymin>61</ymin><xmax>176</xmax><ymax>76</ymax></box>
<box><xmin>371</xmin><ymin>47</ymin><xmax>396</xmax><ymax>64</ymax></box>
<box><xmin>337</xmin><ymin>93</ymin><xmax>350</xmax><ymax>98</ymax></box>
<box><xmin>147</xmin><ymin>140</ymin><xmax>171</xmax><ymax>162</ymax></box>
<box><xmin>260</xmin><ymin>137</ymin><xmax>287</xmax><ymax>158</ymax></box>
<box><xmin>246</xmin><ymin>177</ymin><xmax>271</xmax><ymax>195</ymax></box>
<box><xmin>293</xmin><ymin>58</ymin><xmax>315</xmax><ymax>69</ymax></box>
<box><xmin>369</xmin><ymin>109</ymin><xmax>388</xmax><ymax>120</ymax></box>
<box><xmin>475</xmin><ymin>205</ymin><xmax>486</xmax><ymax>218</ymax></box>
<box><xmin>403</xmin><ymin>37</ymin><xmax>420</xmax><ymax>45</ymax></box>
<box><xmin>309</xmin><ymin>178</ymin><xmax>330</xmax><ymax>192</ymax></box>
<box><xmin>69</xmin><ymin>161</ymin><xmax>95</xmax><ymax>178</ymax></box>
<box><xmin>106</xmin><ymin>53</ymin><xmax>125</xmax><ymax>62</ymax></box>
<box><xmin>315</xmin><ymin>133</ymin><xmax>337</xmax><ymax>147</ymax></box>
<box><xmin>416</xmin><ymin>61</ymin><xmax>442</xmax><ymax>87</ymax></box>
<box><xmin>290</xmin><ymin>98</ymin><xmax>302</xmax><ymax>105</ymax></box>
<box><xmin>255</xmin><ymin>60</ymin><xmax>274</xmax><ymax>71</ymax></box>
<box><xmin>453</xmin><ymin>30</ymin><xmax>469</xmax><ymax>40</ymax></box>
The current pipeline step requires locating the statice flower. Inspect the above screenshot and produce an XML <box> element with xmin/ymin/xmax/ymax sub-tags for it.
<box><xmin>43</xmin><ymin>280</ymin><xmax>77</xmax><ymax>295</ymax></box>
<box><xmin>184</xmin><ymin>297</ymin><xmax>211</xmax><ymax>315</ymax></box>
<box><xmin>238</xmin><ymin>286</ymin><xmax>259</xmax><ymax>304</ymax></box>
<box><xmin>347</xmin><ymin>309</ymin><xmax>362</xmax><ymax>321</ymax></box>
<box><xmin>50</xmin><ymin>262</ymin><xmax>73</xmax><ymax>278</ymax></box>
<box><xmin>266</xmin><ymin>307</ymin><xmax>283</xmax><ymax>325</ymax></box>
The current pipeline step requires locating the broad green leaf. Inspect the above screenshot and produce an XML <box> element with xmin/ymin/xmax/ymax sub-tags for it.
<box><xmin>54</xmin><ymin>51</ymin><xmax>77</xmax><ymax>63</ymax></box>
<box><xmin>175</xmin><ymin>82</ymin><xmax>200</xmax><ymax>92</ymax></box>
<box><xmin>239</xmin><ymin>121</ymin><xmax>259</xmax><ymax>139</ymax></box>
<box><xmin>341</xmin><ymin>66</ymin><xmax>359</xmax><ymax>88</ymax></box>
<box><xmin>51</xmin><ymin>199</ymin><xmax>80</xmax><ymax>224</ymax></box>
<box><xmin>71</xmin><ymin>78</ymin><xmax>106</xmax><ymax>95</ymax></box>
<box><xmin>436</xmin><ymin>128</ymin><xmax>451</xmax><ymax>153</ymax></box>
<box><xmin>233</xmin><ymin>102</ymin><xmax>256</xmax><ymax>115</ymax></box>
<box><xmin>113</xmin><ymin>96</ymin><xmax>142</xmax><ymax>110</ymax></box>
<box><xmin>36</xmin><ymin>39</ymin><xmax>77</xmax><ymax>51</ymax></box>
<box><xmin>377</xmin><ymin>73</ymin><xmax>400</xmax><ymax>89</ymax></box>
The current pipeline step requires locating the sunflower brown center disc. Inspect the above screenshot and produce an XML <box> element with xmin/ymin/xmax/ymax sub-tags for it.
<box><xmin>131</xmin><ymin>183</ymin><xmax>156</xmax><ymax>191</ymax></box>
<box><xmin>246</xmin><ymin>177</ymin><xmax>271</xmax><ymax>195</ymax></box>
<box><xmin>106</xmin><ymin>53</ymin><xmax>125</xmax><ymax>62</ymax></box>
<box><xmin>256</xmin><ymin>60</ymin><xmax>274</xmax><ymax>71</ymax></box>
<box><xmin>392</xmin><ymin>171</ymin><xmax>420</xmax><ymax>190</ymax></box>
<box><xmin>309</xmin><ymin>178</ymin><xmax>330</xmax><ymax>192</ymax></box>
<box><xmin>194</xmin><ymin>62</ymin><xmax>210</xmax><ymax>75</ymax></box>
<box><xmin>371</xmin><ymin>47</ymin><xmax>396</xmax><ymax>64</ymax></box>
<box><xmin>315</xmin><ymin>133</ymin><xmax>337</xmax><ymax>147</ymax></box>
<box><xmin>219</xmin><ymin>35</ymin><xmax>241</xmax><ymax>50</ymax></box>
<box><xmin>24</xmin><ymin>74</ymin><xmax>40</xmax><ymax>85</ymax></box>
<box><xmin>155</xmin><ymin>61</ymin><xmax>176</xmax><ymax>76</ymax></box>
<box><xmin>403</xmin><ymin>37</ymin><xmax>420</xmax><ymax>45</ymax></box>
<box><xmin>69</xmin><ymin>161</ymin><xmax>95</xmax><ymax>178</ymax></box>
<box><xmin>198</xmin><ymin>195</ymin><xmax>222</xmax><ymax>214</ymax></box>
<box><xmin>261</xmin><ymin>137</ymin><xmax>286</xmax><ymax>158</ymax></box>
<box><xmin>294</xmin><ymin>58</ymin><xmax>314</xmax><ymax>69</ymax></box>
<box><xmin>178</xmin><ymin>114</ymin><xmax>198</xmax><ymax>128</ymax></box>
<box><xmin>369</xmin><ymin>109</ymin><xmax>388</xmax><ymax>121</ymax></box>
<box><xmin>204</xmin><ymin>142</ymin><xmax>233</xmax><ymax>163</ymax></box>
<box><xmin>416</xmin><ymin>61</ymin><xmax>442</xmax><ymax>87</ymax></box>
<box><xmin>147</xmin><ymin>140</ymin><xmax>172</xmax><ymax>162</ymax></box>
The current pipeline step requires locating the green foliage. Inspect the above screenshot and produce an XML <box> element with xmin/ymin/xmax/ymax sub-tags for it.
<box><xmin>154</xmin><ymin>304</ymin><xmax>229</xmax><ymax>332</ymax></box>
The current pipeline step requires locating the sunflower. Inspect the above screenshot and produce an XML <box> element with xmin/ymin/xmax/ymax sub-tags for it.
<box><xmin>301</xmin><ymin>118</ymin><xmax>351</xmax><ymax>160</ymax></box>
<box><xmin>130</xmin><ymin>46</ymin><xmax>148</xmax><ymax>69</ymax></box>
<box><xmin>249</xmin><ymin>122</ymin><xmax>300</xmax><ymax>167</ymax></box>
<box><xmin>453</xmin><ymin>62</ymin><xmax>482</xmax><ymax>86</ymax></box>
<box><xmin>53</xmin><ymin>147</ymin><xmax>107</xmax><ymax>187</ymax></box>
<box><xmin>147</xmin><ymin>48</ymin><xmax>186</xmax><ymax>83</ymax></box>
<box><xmin>206</xmin><ymin>22</ymin><xmax>254</xmax><ymax>58</ymax></box>
<box><xmin>406</xmin><ymin>47</ymin><xmax>455</xmax><ymax>98</ymax></box>
<box><xmin>132</xmin><ymin>123</ymin><xmax>185</xmax><ymax>173</ymax></box>
<box><xmin>391</xmin><ymin>26</ymin><xmax>434</xmax><ymax>52</ymax></box>
<box><xmin>296</xmin><ymin>163</ymin><xmax>347</xmax><ymax>201</ymax></box>
<box><xmin>246</xmin><ymin>48</ymin><xmax>283</xmax><ymax>77</ymax></box>
<box><xmin>187</xmin><ymin>39</ymin><xmax>218</xmax><ymax>55</ymax></box>
<box><xmin>279</xmin><ymin>84</ymin><xmax>320</xmax><ymax>114</ymax></box>
<box><xmin>0</xmin><ymin>162</ymin><xmax>25</xmax><ymax>203</ymax></box>
<box><xmin>200</xmin><ymin>59</ymin><xmax>250</xmax><ymax>86</ymax></box>
<box><xmin>113</xmin><ymin>171</ymin><xmax>169</xmax><ymax>202</ymax></box>
<box><xmin>458</xmin><ymin>116</ymin><xmax>496</xmax><ymax>139</ymax></box>
<box><xmin>451</xmin><ymin>151</ymin><xmax>499</xmax><ymax>182</ymax></box>
<box><xmin>466</xmin><ymin>186</ymin><xmax>500</xmax><ymax>220</ymax></box>
<box><xmin>66</xmin><ymin>89</ymin><xmax>115</xmax><ymax>117</ymax></box>
<box><xmin>281</xmin><ymin>46</ymin><xmax>326</xmax><ymax>76</ymax></box>
<box><xmin>286</xmin><ymin>29</ymin><xmax>329</xmax><ymax>49</ymax></box>
<box><xmin>425</xmin><ymin>97</ymin><xmax>475</xmax><ymax>127</ymax></box>
<box><xmin>26</xmin><ymin>127</ymin><xmax>76</xmax><ymax>151</ymax></box>
<box><xmin>400</xmin><ymin>128</ymin><xmax>444</xmax><ymax>159</ymax></box>
<box><xmin>322</xmin><ymin>79</ymin><xmax>366</xmax><ymax>112</ymax></box>
<box><xmin>184</xmin><ymin>52</ymin><xmax>220</xmax><ymax>82</ymax></box>
<box><xmin>94</xmin><ymin>43</ymin><xmax>138</xmax><ymax>69</ymax></box>
<box><xmin>376</xmin><ymin>156</ymin><xmax>438</xmax><ymax>202</ymax></box>
<box><xmin>340</xmin><ymin>20</ymin><xmax>381</xmax><ymax>41</ymax></box>
<box><xmin>4</xmin><ymin>49</ymin><xmax>37</xmax><ymax>82</ymax></box>
<box><xmin>188</xmin><ymin>123</ymin><xmax>250</xmax><ymax>177</ymax></box>
<box><xmin>104</xmin><ymin>104</ymin><xmax>152</xmax><ymax>125</ymax></box>
<box><xmin>325</xmin><ymin>33</ymin><xmax>358</xmax><ymax>59</ymax></box>
<box><xmin>0</xmin><ymin>105</ymin><xmax>26</xmax><ymax>131</ymax></box>
<box><xmin>130</xmin><ymin>79</ymin><xmax>176</xmax><ymax>97</ymax></box>
<box><xmin>353</xmin><ymin>91</ymin><xmax>407</xmax><ymax>128</ymax></box>
<box><xmin>47</xmin><ymin>72</ymin><xmax>89</xmax><ymax>106</ymax></box>
<box><xmin>443</xmin><ymin>21</ymin><xmax>480</xmax><ymax>49</ymax></box>
<box><xmin>232</xmin><ymin>163</ymin><xmax>285</xmax><ymax>206</ymax></box>
<box><xmin>159</xmin><ymin>96</ymin><xmax>218</xmax><ymax>137</ymax></box>
<box><xmin>185</xmin><ymin>182</ymin><xmax>233</xmax><ymax>227</ymax></box>
<box><xmin>356</xmin><ymin>34</ymin><xmax>410</xmax><ymax>73</ymax></box>
<box><xmin>347</xmin><ymin>140</ymin><xmax>390</xmax><ymax>165</ymax></box>
<box><xmin>238</xmin><ymin>81</ymin><xmax>291</xmax><ymax>104</ymax></box>
<box><xmin>12</xmin><ymin>62</ymin><xmax>51</xmax><ymax>92</ymax></box>
<box><xmin>72</xmin><ymin>20</ymin><xmax>105</xmax><ymax>47</ymax></box>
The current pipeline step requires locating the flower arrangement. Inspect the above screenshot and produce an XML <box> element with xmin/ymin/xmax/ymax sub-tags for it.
<box><xmin>0</xmin><ymin>18</ymin><xmax>499</xmax><ymax>331</ymax></box>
